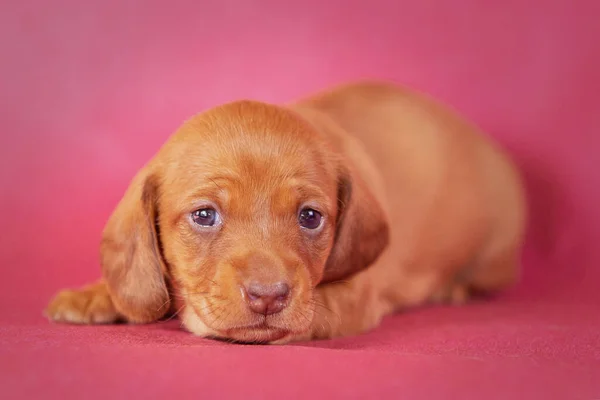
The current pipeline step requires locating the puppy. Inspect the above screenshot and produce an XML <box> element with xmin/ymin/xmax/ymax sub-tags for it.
<box><xmin>46</xmin><ymin>81</ymin><xmax>526</xmax><ymax>344</ymax></box>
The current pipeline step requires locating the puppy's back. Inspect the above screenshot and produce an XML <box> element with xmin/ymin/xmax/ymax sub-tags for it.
<box><xmin>295</xmin><ymin>81</ymin><xmax>526</xmax><ymax>294</ymax></box>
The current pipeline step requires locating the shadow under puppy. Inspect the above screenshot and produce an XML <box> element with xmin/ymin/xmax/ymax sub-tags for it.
<box><xmin>46</xmin><ymin>81</ymin><xmax>526</xmax><ymax>344</ymax></box>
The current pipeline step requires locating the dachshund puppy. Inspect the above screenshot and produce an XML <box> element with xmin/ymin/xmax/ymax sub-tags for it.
<box><xmin>46</xmin><ymin>81</ymin><xmax>526</xmax><ymax>344</ymax></box>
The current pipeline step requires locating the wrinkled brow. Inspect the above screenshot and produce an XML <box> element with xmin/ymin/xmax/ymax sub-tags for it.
<box><xmin>171</xmin><ymin>174</ymin><xmax>237</xmax><ymax>212</ymax></box>
<box><xmin>175</xmin><ymin>170</ymin><xmax>333</xmax><ymax>211</ymax></box>
<box><xmin>205</xmin><ymin>174</ymin><xmax>243</xmax><ymax>187</ymax></box>
<box><xmin>288</xmin><ymin>182</ymin><xmax>328</xmax><ymax>202</ymax></box>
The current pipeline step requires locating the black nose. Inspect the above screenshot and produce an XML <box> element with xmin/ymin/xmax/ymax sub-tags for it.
<box><xmin>243</xmin><ymin>281</ymin><xmax>290</xmax><ymax>315</ymax></box>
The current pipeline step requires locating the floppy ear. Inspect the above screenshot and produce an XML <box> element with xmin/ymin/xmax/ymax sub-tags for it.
<box><xmin>99</xmin><ymin>163</ymin><xmax>170</xmax><ymax>323</ymax></box>
<box><xmin>321</xmin><ymin>164</ymin><xmax>390</xmax><ymax>283</ymax></box>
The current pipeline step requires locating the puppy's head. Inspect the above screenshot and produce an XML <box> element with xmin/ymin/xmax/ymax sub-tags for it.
<box><xmin>100</xmin><ymin>101</ymin><xmax>388</xmax><ymax>343</ymax></box>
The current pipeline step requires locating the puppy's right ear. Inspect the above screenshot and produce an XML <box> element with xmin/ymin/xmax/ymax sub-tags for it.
<box><xmin>100</xmin><ymin>163</ymin><xmax>170</xmax><ymax>323</ymax></box>
<box><xmin>321</xmin><ymin>162</ymin><xmax>390</xmax><ymax>283</ymax></box>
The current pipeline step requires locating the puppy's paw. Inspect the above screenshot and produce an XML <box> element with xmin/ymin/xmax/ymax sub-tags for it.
<box><xmin>45</xmin><ymin>282</ymin><xmax>120</xmax><ymax>324</ymax></box>
<box><xmin>430</xmin><ymin>283</ymin><xmax>469</xmax><ymax>305</ymax></box>
<box><xmin>269</xmin><ymin>329</ymin><xmax>314</xmax><ymax>345</ymax></box>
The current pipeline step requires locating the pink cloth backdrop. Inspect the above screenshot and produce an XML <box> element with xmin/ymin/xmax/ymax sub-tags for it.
<box><xmin>1</xmin><ymin>0</ymin><xmax>598</xmax><ymax>398</ymax></box>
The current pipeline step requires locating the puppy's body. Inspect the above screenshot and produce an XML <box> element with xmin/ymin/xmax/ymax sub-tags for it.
<box><xmin>46</xmin><ymin>81</ymin><xmax>525</xmax><ymax>343</ymax></box>
<box><xmin>288</xmin><ymin>83</ymin><xmax>525</xmax><ymax>339</ymax></box>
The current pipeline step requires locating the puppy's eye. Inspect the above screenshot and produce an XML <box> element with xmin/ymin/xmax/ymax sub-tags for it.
<box><xmin>298</xmin><ymin>208</ymin><xmax>322</xmax><ymax>230</ymax></box>
<box><xmin>191</xmin><ymin>208</ymin><xmax>219</xmax><ymax>227</ymax></box>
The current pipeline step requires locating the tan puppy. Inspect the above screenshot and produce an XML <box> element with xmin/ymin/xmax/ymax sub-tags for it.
<box><xmin>46</xmin><ymin>81</ymin><xmax>526</xmax><ymax>343</ymax></box>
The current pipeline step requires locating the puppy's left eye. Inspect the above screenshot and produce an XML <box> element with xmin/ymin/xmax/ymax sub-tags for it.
<box><xmin>298</xmin><ymin>208</ymin><xmax>323</xmax><ymax>230</ymax></box>
<box><xmin>191</xmin><ymin>208</ymin><xmax>220</xmax><ymax>227</ymax></box>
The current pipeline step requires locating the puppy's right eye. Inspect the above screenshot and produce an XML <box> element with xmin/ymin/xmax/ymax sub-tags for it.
<box><xmin>191</xmin><ymin>208</ymin><xmax>220</xmax><ymax>227</ymax></box>
<box><xmin>298</xmin><ymin>208</ymin><xmax>323</xmax><ymax>230</ymax></box>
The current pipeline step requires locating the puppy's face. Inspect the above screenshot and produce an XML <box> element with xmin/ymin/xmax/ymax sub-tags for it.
<box><xmin>159</xmin><ymin>104</ymin><xmax>339</xmax><ymax>342</ymax></box>
<box><xmin>100</xmin><ymin>101</ymin><xmax>388</xmax><ymax>343</ymax></box>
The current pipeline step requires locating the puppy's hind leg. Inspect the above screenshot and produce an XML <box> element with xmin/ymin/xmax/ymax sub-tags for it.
<box><xmin>45</xmin><ymin>280</ymin><xmax>121</xmax><ymax>324</ymax></box>
<box><xmin>429</xmin><ymin>247</ymin><xmax>519</xmax><ymax>306</ymax></box>
<box><xmin>466</xmin><ymin>248</ymin><xmax>520</xmax><ymax>295</ymax></box>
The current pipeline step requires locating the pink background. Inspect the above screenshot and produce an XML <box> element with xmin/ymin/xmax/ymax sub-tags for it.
<box><xmin>1</xmin><ymin>0</ymin><xmax>599</xmax><ymax>398</ymax></box>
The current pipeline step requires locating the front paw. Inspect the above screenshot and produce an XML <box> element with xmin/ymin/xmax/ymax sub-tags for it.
<box><xmin>45</xmin><ymin>282</ymin><xmax>120</xmax><ymax>324</ymax></box>
<box><xmin>430</xmin><ymin>282</ymin><xmax>470</xmax><ymax>305</ymax></box>
<box><xmin>269</xmin><ymin>329</ymin><xmax>316</xmax><ymax>345</ymax></box>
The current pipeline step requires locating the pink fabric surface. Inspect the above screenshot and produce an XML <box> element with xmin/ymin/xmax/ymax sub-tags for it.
<box><xmin>1</xmin><ymin>0</ymin><xmax>599</xmax><ymax>398</ymax></box>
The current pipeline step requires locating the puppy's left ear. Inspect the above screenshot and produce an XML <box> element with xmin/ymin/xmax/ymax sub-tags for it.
<box><xmin>100</xmin><ymin>162</ymin><xmax>171</xmax><ymax>323</ymax></box>
<box><xmin>321</xmin><ymin>162</ymin><xmax>390</xmax><ymax>283</ymax></box>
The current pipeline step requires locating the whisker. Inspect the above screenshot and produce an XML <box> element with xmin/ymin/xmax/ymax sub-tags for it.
<box><xmin>215</xmin><ymin>305</ymin><xmax>236</xmax><ymax>330</ymax></box>
<box><xmin>312</xmin><ymin>298</ymin><xmax>335</xmax><ymax>315</ymax></box>
<box><xmin>322</xmin><ymin>279</ymin><xmax>351</xmax><ymax>287</ymax></box>
<box><xmin>203</xmin><ymin>305</ymin><xmax>226</xmax><ymax>325</ymax></box>
<box><xmin>156</xmin><ymin>298</ymin><xmax>172</xmax><ymax>312</ymax></box>
<box><xmin>206</xmin><ymin>278</ymin><xmax>219</xmax><ymax>287</ymax></box>
<box><xmin>177</xmin><ymin>290</ymin><xmax>227</xmax><ymax>301</ymax></box>
<box><xmin>159</xmin><ymin>304</ymin><xmax>186</xmax><ymax>323</ymax></box>
<box><xmin>197</xmin><ymin>300</ymin><xmax>222</xmax><ymax>316</ymax></box>
<box><xmin>310</xmin><ymin>298</ymin><xmax>339</xmax><ymax>331</ymax></box>
<box><xmin>208</xmin><ymin>178</ymin><xmax>223</xmax><ymax>191</ymax></box>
